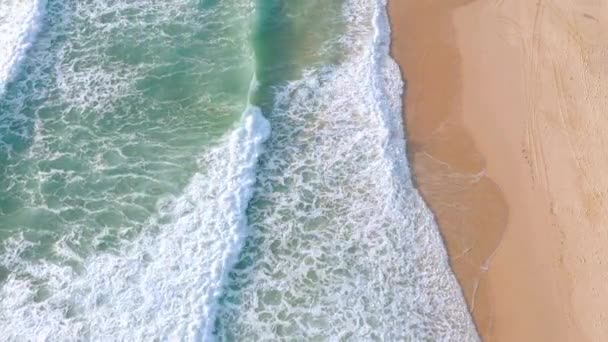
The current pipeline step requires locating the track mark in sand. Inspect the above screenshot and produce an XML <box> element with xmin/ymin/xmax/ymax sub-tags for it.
<box><xmin>551</xmin><ymin>61</ymin><xmax>584</xmax><ymax>183</ymax></box>
<box><xmin>546</xmin><ymin>2</ymin><xmax>589</xmax><ymax>48</ymax></box>
<box><xmin>493</xmin><ymin>0</ymin><xmax>505</xmax><ymax>8</ymax></box>
<box><xmin>525</xmin><ymin>110</ymin><xmax>550</xmax><ymax>190</ymax></box>
<box><xmin>522</xmin><ymin>0</ymin><xmax>547</xmax><ymax>189</ymax></box>
<box><xmin>496</xmin><ymin>13</ymin><xmax>526</xmax><ymax>48</ymax></box>
<box><xmin>539</xmin><ymin>1</ymin><xmax>608</xmax><ymax>224</ymax></box>
<box><xmin>583</xmin><ymin>13</ymin><xmax>598</xmax><ymax>22</ymax></box>
<box><xmin>551</xmin><ymin>58</ymin><xmax>604</xmax><ymax>222</ymax></box>
<box><xmin>532</xmin><ymin>0</ymin><xmax>545</xmax><ymax>58</ymax></box>
<box><xmin>552</xmin><ymin>62</ymin><xmax>577</xmax><ymax>133</ymax></box>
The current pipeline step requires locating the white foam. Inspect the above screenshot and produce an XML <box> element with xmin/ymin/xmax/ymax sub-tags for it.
<box><xmin>0</xmin><ymin>0</ymin><xmax>479</xmax><ymax>339</ymax></box>
<box><xmin>215</xmin><ymin>0</ymin><xmax>479</xmax><ymax>340</ymax></box>
<box><xmin>0</xmin><ymin>0</ymin><xmax>45</xmax><ymax>96</ymax></box>
<box><xmin>0</xmin><ymin>107</ymin><xmax>270</xmax><ymax>341</ymax></box>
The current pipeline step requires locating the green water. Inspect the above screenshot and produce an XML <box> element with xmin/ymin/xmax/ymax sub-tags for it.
<box><xmin>0</xmin><ymin>0</ymin><xmax>253</xmax><ymax>252</ymax></box>
<box><xmin>0</xmin><ymin>0</ymin><xmax>478</xmax><ymax>340</ymax></box>
<box><xmin>252</xmin><ymin>0</ymin><xmax>344</xmax><ymax>101</ymax></box>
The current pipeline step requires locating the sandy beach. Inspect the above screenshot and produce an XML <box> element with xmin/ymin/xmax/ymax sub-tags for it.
<box><xmin>390</xmin><ymin>0</ymin><xmax>608</xmax><ymax>340</ymax></box>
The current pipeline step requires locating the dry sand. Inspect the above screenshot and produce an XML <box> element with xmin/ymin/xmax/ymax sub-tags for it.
<box><xmin>389</xmin><ymin>0</ymin><xmax>608</xmax><ymax>341</ymax></box>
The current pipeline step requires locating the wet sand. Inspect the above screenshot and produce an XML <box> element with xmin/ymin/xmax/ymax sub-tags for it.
<box><xmin>390</xmin><ymin>0</ymin><xmax>608</xmax><ymax>340</ymax></box>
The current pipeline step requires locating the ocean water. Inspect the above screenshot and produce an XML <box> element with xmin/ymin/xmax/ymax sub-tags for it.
<box><xmin>0</xmin><ymin>0</ymin><xmax>478</xmax><ymax>340</ymax></box>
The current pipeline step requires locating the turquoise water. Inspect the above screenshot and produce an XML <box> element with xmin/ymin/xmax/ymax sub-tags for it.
<box><xmin>0</xmin><ymin>0</ymin><xmax>478</xmax><ymax>340</ymax></box>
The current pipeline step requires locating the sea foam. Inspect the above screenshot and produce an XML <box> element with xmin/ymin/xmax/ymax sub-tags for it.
<box><xmin>0</xmin><ymin>0</ymin><xmax>45</xmax><ymax>96</ymax></box>
<box><xmin>215</xmin><ymin>0</ymin><xmax>479</xmax><ymax>340</ymax></box>
<box><xmin>0</xmin><ymin>0</ymin><xmax>266</xmax><ymax>339</ymax></box>
<box><xmin>0</xmin><ymin>0</ymin><xmax>479</xmax><ymax>339</ymax></box>
<box><xmin>0</xmin><ymin>107</ymin><xmax>270</xmax><ymax>340</ymax></box>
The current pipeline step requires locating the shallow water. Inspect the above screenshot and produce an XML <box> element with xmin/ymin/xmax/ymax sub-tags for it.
<box><xmin>0</xmin><ymin>0</ymin><xmax>478</xmax><ymax>340</ymax></box>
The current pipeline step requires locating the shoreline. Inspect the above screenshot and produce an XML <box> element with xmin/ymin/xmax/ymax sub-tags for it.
<box><xmin>387</xmin><ymin>1</ymin><xmax>509</xmax><ymax>337</ymax></box>
<box><xmin>389</xmin><ymin>0</ymin><xmax>608</xmax><ymax>340</ymax></box>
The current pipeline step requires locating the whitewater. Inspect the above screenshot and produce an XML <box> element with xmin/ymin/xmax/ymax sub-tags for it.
<box><xmin>0</xmin><ymin>0</ymin><xmax>479</xmax><ymax>340</ymax></box>
<box><xmin>0</xmin><ymin>0</ymin><xmax>45</xmax><ymax>96</ymax></box>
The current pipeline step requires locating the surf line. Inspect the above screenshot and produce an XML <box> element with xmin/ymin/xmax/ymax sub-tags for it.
<box><xmin>196</xmin><ymin>73</ymin><xmax>271</xmax><ymax>341</ymax></box>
